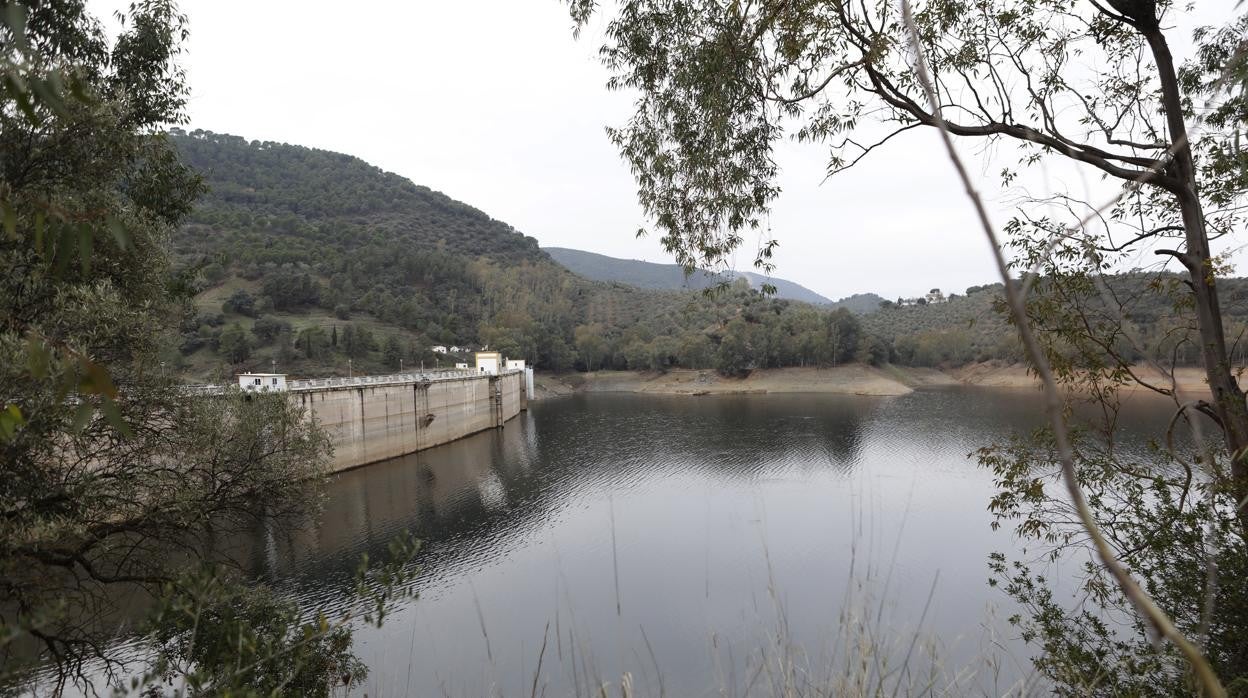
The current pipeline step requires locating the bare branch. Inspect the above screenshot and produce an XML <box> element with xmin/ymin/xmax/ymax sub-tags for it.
<box><xmin>898</xmin><ymin>2</ymin><xmax>1227</xmax><ymax>695</ymax></box>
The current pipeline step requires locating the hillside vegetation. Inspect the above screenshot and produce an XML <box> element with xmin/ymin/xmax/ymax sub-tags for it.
<box><xmin>168</xmin><ymin>131</ymin><xmax>872</xmax><ymax>380</ymax></box>
<box><xmin>864</xmin><ymin>276</ymin><xmax>1248</xmax><ymax>367</ymax></box>
<box><xmin>168</xmin><ymin>131</ymin><xmax>1248</xmax><ymax>381</ymax></box>
<box><xmin>827</xmin><ymin>292</ymin><xmax>887</xmax><ymax>315</ymax></box>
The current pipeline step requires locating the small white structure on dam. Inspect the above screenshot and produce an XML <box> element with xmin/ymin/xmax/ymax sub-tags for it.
<box><xmin>475</xmin><ymin>351</ymin><xmax>502</xmax><ymax>375</ymax></box>
<box><xmin>238</xmin><ymin>373</ymin><xmax>288</xmax><ymax>392</ymax></box>
<box><xmin>506</xmin><ymin>359</ymin><xmax>525</xmax><ymax>371</ymax></box>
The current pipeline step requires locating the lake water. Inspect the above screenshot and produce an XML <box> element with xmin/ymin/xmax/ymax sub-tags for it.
<box><xmin>234</xmin><ymin>388</ymin><xmax>1179</xmax><ymax>697</ymax></box>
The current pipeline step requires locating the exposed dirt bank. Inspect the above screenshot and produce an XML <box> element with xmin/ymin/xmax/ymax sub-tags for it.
<box><xmin>533</xmin><ymin>363</ymin><xmax>1215</xmax><ymax>399</ymax></box>
<box><xmin>537</xmin><ymin>365</ymin><xmax>934</xmax><ymax>398</ymax></box>
<box><xmin>948</xmin><ymin>362</ymin><xmax>1212</xmax><ymax>394</ymax></box>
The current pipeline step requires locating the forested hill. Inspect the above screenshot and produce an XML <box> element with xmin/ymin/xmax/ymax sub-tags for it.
<box><xmin>173</xmin><ymin>129</ymin><xmax>544</xmax><ymax>265</ymax></box>
<box><xmin>166</xmin><ymin>129</ymin><xmax>877</xmax><ymax>381</ymax></box>
<box><xmin>545</xmin><ymin>246</ymin><xmax>834</xmax><ymax>304</ymax></box>
<box><xmin>164</xmin><ymin>129</ymin><xmax>1248</xmax><ymax>382</ymax></box>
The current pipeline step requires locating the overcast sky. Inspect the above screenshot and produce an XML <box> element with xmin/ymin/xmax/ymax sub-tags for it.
<box><xmin>91</xmin><ymin>1</ymin><xmax>1240</xmax><ymax>301</ymax></box>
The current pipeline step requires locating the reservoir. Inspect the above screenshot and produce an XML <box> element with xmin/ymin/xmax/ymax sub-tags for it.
<box><xmin>234</xmin><ymin>388</ymin><xmax>1178</xmax><ymax>696</ymax></box>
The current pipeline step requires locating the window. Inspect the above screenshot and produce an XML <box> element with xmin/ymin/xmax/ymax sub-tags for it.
<box><xmin>272</xmin><ymin>378</ymin><xmax>278</xmax><ymax>385</ymax></box>
<box><xmin>253</xmin><ymin>378</ymin><xmax>261</xmax><ymax>386</ymax></box>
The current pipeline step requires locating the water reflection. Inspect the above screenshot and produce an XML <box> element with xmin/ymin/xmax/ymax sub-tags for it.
<box><xmin>231</xmin><ymin>388</ymin><xmax>1184</xmax><ymax>697</ymax></box>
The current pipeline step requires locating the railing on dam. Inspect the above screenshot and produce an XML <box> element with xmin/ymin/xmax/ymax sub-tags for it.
<box><xmin>182</xmin><ymin>369</ymin><xmax>524</xmax><ymax>395</ymax></box>
<box><xmin>287</xmin><ymin>369</ymin><xmax>519</xmax><ymax>391</ymax></box>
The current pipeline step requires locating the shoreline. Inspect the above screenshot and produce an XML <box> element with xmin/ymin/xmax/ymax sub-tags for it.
<box><xmin>532</xmin><ymin>363</ymin><xmax>1213</xmax><ymax>400</ymax></box>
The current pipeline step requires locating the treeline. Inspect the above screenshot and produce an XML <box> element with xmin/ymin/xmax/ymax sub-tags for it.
<box><xmin>171</xmin><ymin>129</ymin><xmax>528</xmax><ymax>347</ymax></box>
<box><xmin>862</xmin><ymin>285</ymin><xmax>1018</xmax><ymax>367</ymax></box>
<box><xmin>168</xmin><ymin>132</ymin><xmax>1248</xmax><ymax>380</ymax></box>
<box><xmin>863</xmin><ymin>274</ymin><xmax>1248</xmax><ymax>368</ymax></box>
<box><xmin>168</xmin><ymin>132</ymin><xmax>895</xmax><ymax>379</ymax></box>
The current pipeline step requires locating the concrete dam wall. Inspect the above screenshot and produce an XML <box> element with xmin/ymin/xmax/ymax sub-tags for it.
<box><xmin>291</xmin><ymin>370</ymin><xmax>527</xmax><ymax>472</ymax></box>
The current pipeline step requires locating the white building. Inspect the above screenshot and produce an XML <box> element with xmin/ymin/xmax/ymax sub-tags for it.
<box><xmin>431</xmin><ymin>345</ymin><xmax>448</xmax><ymax>354</ymax></box>
<box><xmin>454</xmin><ymin>362</ymin><xmax>469</xmax><ymax>369</ymax></box>
<box><xmin>238</xmin><ymin>373</ymin><xmax>287</xmax><ymax>392</ymax></box>
<box><xmin>475</xmin><ymin>351</ymin><xmax>502</xmax><ymax>375</ymax></box>
<box><xmin>506</xmin><ymin>359</ymin><xmax>526</xmax><ymax>371</ymax></box>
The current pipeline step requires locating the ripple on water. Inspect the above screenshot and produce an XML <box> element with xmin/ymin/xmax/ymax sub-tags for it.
<box><xmin>138</xmin><ymin>390</ymin><xmax>1186</xmax><ymax>696</ymax></box>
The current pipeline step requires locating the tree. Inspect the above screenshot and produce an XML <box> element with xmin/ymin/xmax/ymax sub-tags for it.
<box><xmin>677</xmin><ymin>331</ymin><xmax>714</xmax><ymax>368</ymax></box>
<box><xmin>569</xmin><ymin>0</ymin><xmax>1248</xmax><ymax>513</ymax></box>
<box><xmin>0</xmin><ymin>3</ymin><xmax>372</xmax><ymax>690</ymax></box>
<box><xmin>261</xmin><ymin>270</ymin><xmax>320</xmax><ymax>310</ymax></box>
<box><xmin>622</xmin><ymin>339</ymin><xmax>655</xmax><ymax>371</ymax></box>
<box><xmin>824</xmin><ymin>309</ymin><xmax>861</xmax><ymax>365</ymax></box>
<box><xmin>383</xmin><ymin>334</ymin><xmax>403</xmax><ymax>369</ymax></box>
<box><xmin>222</xmin><ymin>288</ymin><xmax>257</xmax><ymax>317</ymax></box>
<box><xmin>299</xmin><ymin>326</ymin><xmax>329</xmax><ymax>359</ymax></box>
<box><xmin>569</xmin><ymin>0</ymin><xmax>1248</xmax><ymax>689</ymax></box>
<box><xmin>857</xmin><ymin>335</ymin><xmax>890</xmax><ymax>367</ymax></box>
<box><xmin>217</xmin><ymin>322</ymin><xmax>252</xmax><ymax>364</ymax></box>
<box><xmin>574</xmin><ymin>323</ymin><xmax>608</xmax><ymax>371</ymax></box>
<box><xmin>252</xmin><ymin>315</ymin><xmax>291</xmax><ymax>345</ymax></box>
<box><xmin>541</xmin><ymin>333</ymin><xmax>577</xmax><ymax>371</ymax></box>
<box><xmin>276</xmin><ymin>326</ymin><xmax>298</xmax><ymax>367</ymax></box>
<box><xmin>714</xmin><ymin>319</ymin><xmax>753</xmax><ymax>377</ymax></box>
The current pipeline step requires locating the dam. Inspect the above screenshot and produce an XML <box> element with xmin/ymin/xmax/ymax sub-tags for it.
<box><xmin>236</xmin><ymin>368</ymin><xmax>531</xmax><ymax>473</ymax></box>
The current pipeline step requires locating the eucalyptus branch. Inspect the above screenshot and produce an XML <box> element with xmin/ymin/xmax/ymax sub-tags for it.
<box><xmin>898</xmin><ymin>2</ymin><xmax>1226</xmax><ymax>694</ymax></box>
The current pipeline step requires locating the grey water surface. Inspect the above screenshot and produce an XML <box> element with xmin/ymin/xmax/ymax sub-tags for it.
<box><xmin>239</xmin><ymin>388</ymin><xmax>1178</xmax><ymax>697</ymax></box>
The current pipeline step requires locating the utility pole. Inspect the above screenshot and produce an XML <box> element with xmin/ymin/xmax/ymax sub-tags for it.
<box><xmin>348</xmin><ymin>358</ymin><xmax>353</xmax><ymax>379</ymax></box>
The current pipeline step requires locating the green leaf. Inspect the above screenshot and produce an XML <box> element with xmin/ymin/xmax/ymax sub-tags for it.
<box><xmin>53</xmin><ymin>223</ymin><xmax>73</xmax><ymax>276</ymax></box>
<box><xmin>70</xmin><ymin>401</ymin><xmax>94</xmax><ymax>434</ymax></box>
<box><xmin>99</xmin><ymin>397</ymin><xmax>131</xmax><ymax>438</ymax></box>
<box><xmin>80</xmin><ymin>359</ymin><xmax>118</xmax><ymax>399</ymax></box>
<box><xmin>12</xmin><ymin>87</ymin><xmax>38</xmax><ymax>124</ymax></box>
<box><xmin>2</xmin><ymin>3</ymin><xmax>28</xmax><ymax>50</ymax></box>
<box><xmin>69</xmin><ymin>74</ymin><xmax>92</xmax><ymax>103</ymax></box>
<box><xmin>0</xmin><ymin>404</ymin><xmax>24</xmax><ymax>441</ymax></box>
<box><xmin>24</xmin><ymin>334</ymin><xmax>50</xmax><ymax>379</ymax></box>
<box><xmin>106</xmin><ymin>215</ymin><xmax>129</xmax><ymax>250</ymax></box>
<box><xmin>30</xmin><ymin>76</ymin><xmax>66</xmax><ymax>117</ymax></box>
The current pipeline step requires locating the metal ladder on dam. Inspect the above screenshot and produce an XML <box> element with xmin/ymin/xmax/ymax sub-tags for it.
<box><xmin>490</xmin><ymin>376</ymin><xmax>504</xmax><ymax>428</ymax></box>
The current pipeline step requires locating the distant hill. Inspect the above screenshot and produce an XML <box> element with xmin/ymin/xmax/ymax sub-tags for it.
<box><xmin>827</xmin><ymin>293</ymin><xmax>887</xmax><ymax>315</ymax></box>
<box><xmin>544</xmin><ymin>247</ymin><xmax>833</xmax><ymax>305</ymax></box>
